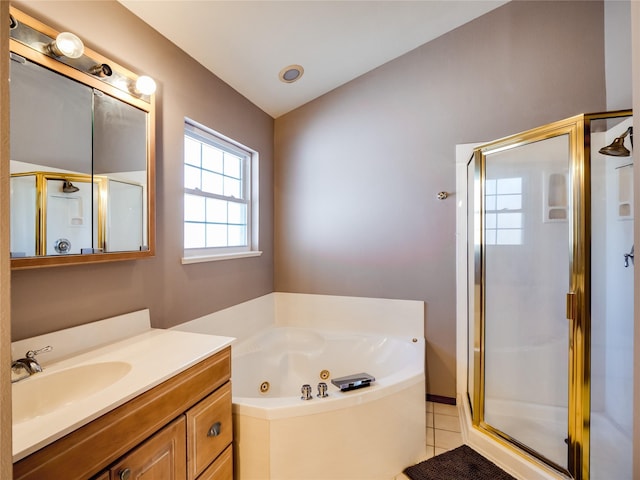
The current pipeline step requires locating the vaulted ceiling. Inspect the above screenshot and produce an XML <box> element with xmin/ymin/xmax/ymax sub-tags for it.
<box><xmin>119</xmin><ymin>1</ymin><xmax>508</xmax><ymax>117</ymax></box>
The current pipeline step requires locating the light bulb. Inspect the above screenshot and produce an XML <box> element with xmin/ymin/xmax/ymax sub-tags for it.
<box><xmin>50</xmin><ymin>32</ymin><xmax>84</xmax><ymax>59</ymax></box>
<box><xmin>135</xmin><ymin>75</ymin><xmax>156</xmax><ymax>96</ymax></box>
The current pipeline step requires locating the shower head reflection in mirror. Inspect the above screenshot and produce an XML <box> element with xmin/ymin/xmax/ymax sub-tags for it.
<box><xmin>62</xmin><ymin>181</ymin><xmax>79</xmax><ymax>193</ymax></box>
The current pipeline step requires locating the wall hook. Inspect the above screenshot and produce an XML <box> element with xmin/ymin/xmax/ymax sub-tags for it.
<box><xmin>436</xmin><ymin>191</ymin><xmax>449</xmax><ymax>200</ymax></box>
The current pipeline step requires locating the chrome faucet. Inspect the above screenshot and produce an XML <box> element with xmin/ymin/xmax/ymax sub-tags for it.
<box><xmin>317</xmin><ymin>382</ymin><xmax>329</xmax><ymax>398</ymax></box>
<box><xmin>301</xmin><ymin>384</ymin><xmax>313</xmax><ymax>400</ymax></box>
<box><xmin>11</xmin><ymin>346</ymin><xmax>52</xmax><ymax>383</ymax></box>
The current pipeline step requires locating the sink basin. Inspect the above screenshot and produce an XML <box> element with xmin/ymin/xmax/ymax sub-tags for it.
<box><xmin>12</xmin><ymin>361</ymin><xmax>132</xmax><ymax>423</ymax></box>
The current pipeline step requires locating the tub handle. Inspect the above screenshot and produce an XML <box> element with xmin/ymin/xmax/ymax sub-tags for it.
<box><xmin>317</xmin><ymin>382</ymin><xmax>329</xmax><ymax>398</ymax></box>
<box><xmin>301</xmin><ymin>384</ymin><xmax>313</xmax><ymax>400</ymax></box>
<box><xmin>207</xmin><ymin>421</ymin><xmax>222</xmax><ymax>437</ymax></box>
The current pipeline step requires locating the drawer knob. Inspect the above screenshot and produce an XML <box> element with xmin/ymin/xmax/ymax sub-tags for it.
<box><xmin>119</xmin><ymin>468</ymin><xmax>131</xmax><ymax>480</ymax></box>
<box><xmin>207</xmin><ymin>421</ymin><xmax>222</xmax><ymax>437</ymax></box>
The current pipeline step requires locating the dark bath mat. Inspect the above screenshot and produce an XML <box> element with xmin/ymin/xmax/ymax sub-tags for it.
<box><xmin>403</xmin><ymin>445</ymin><xmax>517</xmax><ymax>480</ymax></box>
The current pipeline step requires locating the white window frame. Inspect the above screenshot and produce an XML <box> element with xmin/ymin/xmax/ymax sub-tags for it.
<box><xmin>181</xmin><ymin>119</ymin><xmax>260</xmax><ymax>264</ymax></box>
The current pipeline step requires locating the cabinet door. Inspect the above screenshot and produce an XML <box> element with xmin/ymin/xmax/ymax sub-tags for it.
<box><xmin>109</xmin><ymin>417</ymin><xmax>186</xmax><ymax>480</ymax></box>
<box><xmin>186</xmin><ymin>382</ymin><xmax>232</xmax><ymax>479</ymax></box>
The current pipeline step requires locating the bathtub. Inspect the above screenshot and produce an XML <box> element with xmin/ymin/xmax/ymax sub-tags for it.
<box><xmin>173</xmin><ymin>293</ymin><xmax>427</xmax><ymax>479</ymax></box>
<box><xmin>231</xmin><ymin>326</ymin><xmax>426</xmax><ymax>479</ymax></box>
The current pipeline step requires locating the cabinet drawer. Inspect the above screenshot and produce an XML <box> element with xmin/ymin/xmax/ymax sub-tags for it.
<box><xmin>197</xmin><ymin>445</ymin><xmax>232</xmax><ymax>480</ymax></box>
<box><xmin>186</xmin><ymin>382</ymin><xmax>232</xmax><ymax>479</ymax></box>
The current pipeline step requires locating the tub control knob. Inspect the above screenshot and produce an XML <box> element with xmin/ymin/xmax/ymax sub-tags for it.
<box><xmin>301</xmin><ymin>384</ymin><xmax>313</xmax><ymax>400</ymax></box>
<box><xmin>317</xmin><ymin>382</ymin><xmax>329</xmax><ymax>398</ymax></box>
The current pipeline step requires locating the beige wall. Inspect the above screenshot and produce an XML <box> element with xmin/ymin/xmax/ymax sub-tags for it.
<box><xmin>10</xmin><ymin>1</ymin><xmax>274</xmax><ymax>339</ymax></box>
<box><xmin>274</xmin><ymin>1</ymin><xmax>607</xmax><ymax>397</ymax></box>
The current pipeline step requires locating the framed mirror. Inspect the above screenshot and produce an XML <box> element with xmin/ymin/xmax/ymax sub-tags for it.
<box><xmin>8</xmin><ymin>7</ymin><xmax>155</xmax><ymax>269</ymax></box>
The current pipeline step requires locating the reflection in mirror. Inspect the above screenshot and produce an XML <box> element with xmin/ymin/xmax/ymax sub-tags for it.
<box><xmin>44</xmin><ymin>176</ymin><xmax>97</xmax><ymax>256</ymax></box>
<box><xmin>9</xmin><ymin>174</ymin><xmax>36</xmax><ymax>257</ymax></box>
<box><xmin>10</xmin><ymin>56</ymin><xmax>92</xmax><ymax>174</ymax></box>
<box><xmin>8</xmin><ymin>7</ymin><xmax>155</xmax><ymax>268</ymax></box>
<box><xmin>94</xmin><ymin>90</ymin><xmax>147</xmax><ymax>252</ymax></box>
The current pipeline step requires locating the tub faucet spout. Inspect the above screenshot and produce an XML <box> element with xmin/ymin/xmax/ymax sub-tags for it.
<box><xmin>301</xmin><ymin>384</ymin><xmax>313</xmax><ymax>400</ymax></box>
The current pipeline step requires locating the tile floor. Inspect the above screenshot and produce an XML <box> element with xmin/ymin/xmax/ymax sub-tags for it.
<box><xmin>395</xmin><ymin>400</ymin><xmax>464</xmax><ymax>479</ymax></box>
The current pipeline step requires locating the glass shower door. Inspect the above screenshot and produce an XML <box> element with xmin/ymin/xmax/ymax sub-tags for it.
<box><xmin>478</xmin><ymin>130</ymin><xmax>573</xmax><ymax>472</ymax></box>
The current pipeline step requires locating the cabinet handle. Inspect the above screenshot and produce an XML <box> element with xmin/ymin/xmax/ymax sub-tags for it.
<box><xmin>207</xmin><ymin>421</ymin><xmax>222</xmax><ymax>437</ymax></box>
<box><xmin>119</xmin><ymin>468</ymin><xmax>131</xmax><ymax>480</ymax></box>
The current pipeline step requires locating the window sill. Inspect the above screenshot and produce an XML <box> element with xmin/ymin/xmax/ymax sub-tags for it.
<box><xmin>181</xmin><ymin>250</ymin><xmax>263</xmax><ymax>265</ymax></box>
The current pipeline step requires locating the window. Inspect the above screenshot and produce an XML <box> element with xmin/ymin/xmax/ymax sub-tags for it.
<box><xmin>485</xmin><ymin>177</ymin><xmax>523</xmax><ymax>245</ymax></box>
<box><xmin>182</xmin><ymin>121</ymin><xmax>259</xmax><ymax>262</ymax></box>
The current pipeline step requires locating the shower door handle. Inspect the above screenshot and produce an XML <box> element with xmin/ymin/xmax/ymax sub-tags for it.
<box><xmin>566</xmin><ymin>292</ymin><xmax>576</xmax><ymax>321</ymax></box>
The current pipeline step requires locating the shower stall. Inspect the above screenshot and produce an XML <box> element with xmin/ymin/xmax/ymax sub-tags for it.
<box><xmin>457</xmin><ymin>111</ymin><xmax>633</xmax><ymax>480</ymax></box>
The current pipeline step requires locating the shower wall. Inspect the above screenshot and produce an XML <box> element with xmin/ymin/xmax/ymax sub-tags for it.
<box><xmin>591</xmin><ymin>124</ymin><xmax>634</xmax><ymax>439</ymax></box>
<box><xmin>589</xmin><ymin>119</ymin><xmax>634</xmax><ymax>480</ymax></box>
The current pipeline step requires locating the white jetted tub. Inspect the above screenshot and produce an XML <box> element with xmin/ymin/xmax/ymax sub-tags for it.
<box><xmin>174</xmin><ymin>293</ymin><xmax>427</xmax><ymax>479</ymax></box>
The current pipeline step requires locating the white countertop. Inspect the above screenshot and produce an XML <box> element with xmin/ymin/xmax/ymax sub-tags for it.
<box><xmin>12</xmin><ymin>328</ymin><xmax>234</xmax><ymax>462</ymax></box>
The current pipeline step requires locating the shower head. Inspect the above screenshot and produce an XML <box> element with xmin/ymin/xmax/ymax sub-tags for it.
<box><xmin>62</xmin><ymin>180</ymin><xmax>80</xmax><ymax>193</ymax></box>
<box><xmin>599</xmin><ymin>126</ymin><xmax>633</xmax><ymax>157</ymax></box>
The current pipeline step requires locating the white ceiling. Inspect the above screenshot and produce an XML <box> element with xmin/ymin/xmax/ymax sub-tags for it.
<box><xmin>119</xmin><ymin>1</ymin><xmax>508</xmax><ymax>118</ymax></box>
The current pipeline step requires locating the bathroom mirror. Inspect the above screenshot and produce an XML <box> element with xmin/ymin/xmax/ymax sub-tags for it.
<box><xmin>8</xmin><ymin>7</ymin><xmax>155</xmax><ymax>269</ymax></box>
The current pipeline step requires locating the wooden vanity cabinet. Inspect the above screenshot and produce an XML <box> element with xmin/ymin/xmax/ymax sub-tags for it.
<box><xmin>13</xmin><ymin>347</ymin><xmax>233</xmax><ymax>480</ymax></box>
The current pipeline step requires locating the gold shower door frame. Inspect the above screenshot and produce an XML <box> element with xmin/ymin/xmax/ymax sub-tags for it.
<box><xmin>470</xmin><ymin>110</ymin><xmax>632</xmax><ymax>480</ymax></box>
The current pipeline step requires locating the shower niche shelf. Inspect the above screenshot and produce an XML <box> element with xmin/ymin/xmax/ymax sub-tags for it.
<box><xmin>617</xmin><ymin>164</ymin><xmax>633</xmax><ymax>220</ymax></box>
<box><xmin>543</xmin><ymin>171</ymin><xmax>568</xmax><ymax>222</ymax></box>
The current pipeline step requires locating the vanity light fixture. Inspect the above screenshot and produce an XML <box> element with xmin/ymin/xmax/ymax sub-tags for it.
<box><xmin>47</xmin><ymin>32</ymin><xmax>84</xmax><ymax>59</ymax></box>
<box><xmin>279</xmin><ymin>64</ymin><xmax>304</xmax><ymax>83</ymax></box>
<box><xmin>89</xmin><ymin>63</ymin><xmax>113</xmax><ymax>78</ymax></box>
<box><xmin>10</xmin><ymin>8</ymin><xmax>154</xmax><ymax>101</ymax></box>
<box><xmin>135</xmin><ymin>75</ymin><xmax>157</xmax><ymax>96</ymax></box>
